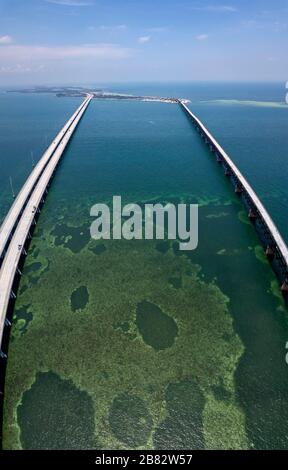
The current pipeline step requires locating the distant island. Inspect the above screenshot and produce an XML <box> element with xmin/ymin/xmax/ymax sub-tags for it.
<box><xmin>6</xmin><ymin>86</ymin><xmax>190</xmax><ymax>104</ymax></box>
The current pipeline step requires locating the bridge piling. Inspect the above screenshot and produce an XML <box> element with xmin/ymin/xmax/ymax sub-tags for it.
<box><xmin>248</xmin><ymin>209</ymin><xmax>258</xmax><ymax>221</ymax></box>
<box><xmin>281</xmin><ymin>278</ymin><xmax>288</xmax><ymax>293</ymax></box>
<box><xmin>179</xmin><ymin>99</ymin><xmax>288</xmax><ymax>293</ymax></box>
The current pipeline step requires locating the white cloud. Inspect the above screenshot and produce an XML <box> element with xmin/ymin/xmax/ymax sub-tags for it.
<box><xmin>272</xmin><ymin>21</ymin><xmax>287</xmax><ymax>33</ymax></box>
<box><xmin>195</xmin><ymin>34</ymin><xmax>209</xmax><ymax>41</ymax></box>
<box><xmin>98</xmin><ymin>24</ymin><xmax>127</xmax><ymax>31</ymax></box>
<box><xmin>138</xmin><ymin>36</ymin><xmax>151</xmax><ymax>44</ymax></box>
<box><xmin>241</xmin><ymin>19</ymin><xmax>287</xmax><ymax>33</ymax></box>
<box><xmin>0</xmin><ymin>44</ymin><xmax>132</xmax><ymax>64</ymax></box>
<box><xmin>0</xmin><ymin>35</ymin><xmax>13</xmax><ymax>44</ymax></box>
<box><xmin>146</xmin><ymin>27</ymin><xmax>168</xmax><ymax>33</ymax></box>
<box><xmin>45</xmin><ymin>0</ymin><xmax>93</xmax><ymax>6</ymax></box>
<box><xmin>1</xmin><ymin>64</ymin><xmax>31</xmax><ymax>73</ymax></box>
<box><xmin>191</xmin><ymin>5</ymin><xmax>238</xmax><ymax>12</ymax></box>
<box><xmin>0</xmin><ymin>43</ymin><xmax>132</xmax><ymax>80</ymax></box>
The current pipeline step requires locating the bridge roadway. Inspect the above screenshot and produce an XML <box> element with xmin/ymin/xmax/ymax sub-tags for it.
<box><xmin>0</xmin><ymin>95</ymin><xmax>91</xmax><ymax>265</ymax></box>
<box><xmin>179</xmin><ymin>100</ymin><xmax>288</xmax><ymax>278</ymax></box>
<box><xmin>0</xmin><ymin>94</ymin><xmax>92</xmax><ymax>353</ymax></box>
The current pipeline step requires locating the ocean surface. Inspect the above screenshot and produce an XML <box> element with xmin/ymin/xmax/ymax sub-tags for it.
<box><xmin>1</xmin><ymin>82</ymin><xmax>288</xmax><ymax>449</ymax></box>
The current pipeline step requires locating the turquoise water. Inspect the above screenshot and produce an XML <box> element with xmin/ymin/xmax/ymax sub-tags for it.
<box><xmin>1</xmin><ymin>84</ymin><xmax>287</xmax><ymax>238</ymax></box>
<box><xmin>103</xmin><ymin>82</ymin><xmax>288</xmax><ymax>240</ymax></box>
<box><xmin>1</xmin><ymin>83</ymin><xmax>288</xmax><ymax>449</ymax></box>
<box><xmin>0</xmin><ymin>92</ymin><xmax>82</xmax><ymax>221</ymax></box>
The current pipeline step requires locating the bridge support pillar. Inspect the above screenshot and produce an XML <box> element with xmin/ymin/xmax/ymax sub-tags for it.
<box><xmin>17</xmin><ymin>267</ymin><xmax>22</xmax><ymax>275</ymax></box>
<box><xmin>281</xmin><ymin>278</ymin><xmax>288</xmax><ymax>294</ymax></box>
<box><xmin>248</xmin><ymin>209</ymin><xmax>258</xmax><ymax>221</ymax></box>
<box><xmin>5</xmin><ymin>318</ymin><xmax>11</xmax><ymax>327</ymax></box>
<box><xmin>235</xmin><ymin>185</ymin><xmax>243</xmax><ymax>195</ymax></box>
<box><xmin>10</xmin><ymin>290</ymin><xmax>16</xmax><ymax>299</ymax></box>
<box><xmin>265</xmin><ymin>244</ymin><xmax>275</xmax><ymax>260</ymax></box>
<box><xmin>0</xmin><ymin>350</ymin><xmax>7</xmax><ymax>359</ymax></box>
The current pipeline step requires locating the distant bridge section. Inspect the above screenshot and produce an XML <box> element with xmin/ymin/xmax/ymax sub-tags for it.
<box><xmin>179</xmin><ymin>100</ymin><xmax>288</xmax><ymax>292</ymax></box>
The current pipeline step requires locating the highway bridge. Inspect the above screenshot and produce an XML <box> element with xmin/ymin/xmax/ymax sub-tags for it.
<box><xmin>0</xmin><ymin>94</ymin><xmax>91</xmax><ymax>267</ymax></box>
<box><xmin>179</xmin><ymin>100</ymin><xmax>288</xmax><ymax>292</ymax></box>
<box><xmin>0</xmin><ymin>94</ymin><xmax>287</xmax><ymax>373</ymax></box>
<box><xmin>0</xmin><ymin>93</ymin><xmax>288</xmax><ymax>448</ymax></box>
<box><xmin>0</xmin><ymin>94</ymin><xmax>92</xmax><ymax>360</ymax></box>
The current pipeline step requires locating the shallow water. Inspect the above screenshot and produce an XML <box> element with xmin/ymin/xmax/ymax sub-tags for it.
<box><xmin>1</xmin><ymin>83</ymin><xmax>288</xmax><ymax>449</ymax></box>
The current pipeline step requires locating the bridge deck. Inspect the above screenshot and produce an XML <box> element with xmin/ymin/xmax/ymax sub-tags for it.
<box><xmin>0</xmin><ymin>95</ymin><xmax>91</xmax><ymax>264</ymax></box>
<box><xmin>0</xmin><ymin>95</ymin><xmax>92</xmax><ymax>349</ymax></box>
<box><xmin>180</xmin><ymin>100</ymin><xmax>288</xmax><ymax>271</ymax></box>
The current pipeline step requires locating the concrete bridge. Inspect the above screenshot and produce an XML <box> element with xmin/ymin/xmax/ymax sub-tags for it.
<box><xmin>0</xmin><ymin>93</ymin><xmax>287</xmax><ymax>393</ymax></box>
<box><xmin>0</xmin><ymin>95</ymin><xmax>92</xmax><ymax>267</ymax></box>
<box><xmin>179</xmin><ymin>100</ymin><xmax>288</xmax><ymax>292</ymax></box>
<box><xmin>0</xmin><ymin>95</ymin><xmax>92</xmax><ymax>359</ymax></box>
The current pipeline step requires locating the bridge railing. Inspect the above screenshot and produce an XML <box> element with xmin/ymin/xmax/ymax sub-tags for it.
<box><xmin>0</xmin><ymin>95</ymin><xmax>91</xmax><ymax>267</ymax></box>
<box><xmin>179</xmin><ymin>100</ymin><xmax>288</xmax><ymax>289</ymax></box>
<box><xmin>0</xmin><ymin>96</ymin><xmax>92</xmax><ymax>360</ymax></box>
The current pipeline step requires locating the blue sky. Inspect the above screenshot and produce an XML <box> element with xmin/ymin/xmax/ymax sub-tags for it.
<box><xmin>0</xmin><ymin>0</ymin><xmax>287</xmax><ymax>85</ymax></box>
